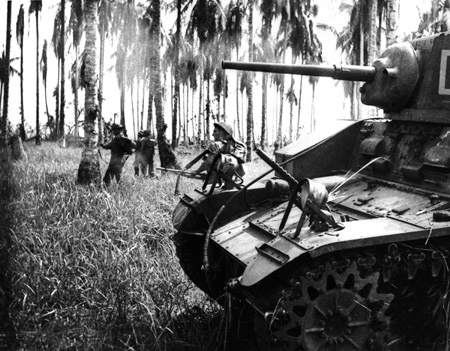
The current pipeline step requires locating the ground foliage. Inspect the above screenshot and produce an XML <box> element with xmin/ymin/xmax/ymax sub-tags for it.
<box><xmin>0</xmin><ymin>142</ymin><xmax>269</xmax><ymax>351</ymax></box>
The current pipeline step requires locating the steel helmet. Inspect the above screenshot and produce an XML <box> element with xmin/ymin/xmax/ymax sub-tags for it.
<box><xmin>214</xmin><ymin>122</ymin><xmax>233</xmax><ymax>138</ymax></box>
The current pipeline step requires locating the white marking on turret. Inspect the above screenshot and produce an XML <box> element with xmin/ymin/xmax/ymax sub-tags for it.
<box><xmin>439</xmin><ymin>50</ymin><xmax>450</xmax><ymax>95</ymax></box>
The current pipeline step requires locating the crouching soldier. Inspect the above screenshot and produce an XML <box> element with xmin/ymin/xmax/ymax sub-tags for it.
<box><xmin>100</xmin><ymin>124</ymin><xmax>135</xmax><ymax>185</ymax></box>
<box><xmin>192</xmin><ymin>122</ymin><xmax>246</xmax><ymax>189</ymax></box>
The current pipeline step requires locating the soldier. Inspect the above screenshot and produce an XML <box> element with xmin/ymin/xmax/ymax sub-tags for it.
<box><xmin>140</xmin><ymin>130</ymin><xmax>156</xmax><ymax>177</ymax></box>
<box><xmin>100</xmin><ymin>124</ymin><xmax>135</xmax><ymax>185</ymax></box>
<box><xmin>192</xmin><ymin>122</ymin><xmax>246</xmax><ymax>189</ymax></box>
<box><xmin>133</xmin><ymin>130</ymin><xmax>145</xmax><ymax>176</ymax></box>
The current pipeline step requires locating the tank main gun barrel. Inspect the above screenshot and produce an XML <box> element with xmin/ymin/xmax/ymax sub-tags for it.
<box><xmin>222</xmin><ymin>61</ymin><xmax>376</xmax><ymax>82</ymax></box>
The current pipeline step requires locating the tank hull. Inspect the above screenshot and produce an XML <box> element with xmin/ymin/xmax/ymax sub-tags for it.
<box><xmin>172</xmin><ymin>116</ymin><xmax>450</xmax><ymax>350</ymax></box>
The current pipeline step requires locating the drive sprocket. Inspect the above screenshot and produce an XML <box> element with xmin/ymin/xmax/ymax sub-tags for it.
<box><xmin>269</xmin><ymin>261</ymin><xmax>397</xmax><ymax>351</ymax></box>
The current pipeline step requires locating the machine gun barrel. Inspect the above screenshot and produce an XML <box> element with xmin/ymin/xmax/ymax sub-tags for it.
<box><xmin>222</xmin><ymin>61</ymin><xmax>376</xmax><ymax>82</ymax></box>
<box><xmin>256</xmin><ymin>149</ymin><xmax>298</xmax><ymax>188</ymax></box>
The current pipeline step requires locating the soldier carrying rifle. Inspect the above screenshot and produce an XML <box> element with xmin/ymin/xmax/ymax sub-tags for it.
<box><xmin>100</xmin><ymin>123</ymin><xmax>135</xmax><ymax>186</ymax></box>
<box><xmin>192</xmin><ymin>122</ymin><xmax>246</xmax><ymax>189</ymax></box>
<box><xmin>134</xmin><ymin>130</ymin><xmax>156</xmax><ymax>177</ymax></box>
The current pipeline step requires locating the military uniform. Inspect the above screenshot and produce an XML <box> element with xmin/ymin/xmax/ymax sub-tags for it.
<box><xmin>133</xmin><ymin>130</ymin><xmax>156</xmax><ymax>177</ymax></box>
<box><xmin>193</xmin><ymin>122</ymin><xmax>246</xmax><ymax>189</ymax></box>
<box><xmin>134</xmin><ymin>131</ymin><xmax>145</xmax><ymax>176</ymax></box>
<box><xmin>101</xmin><ymin>124</ymin><xmax>135</xmax><ymax>185</ymax></box>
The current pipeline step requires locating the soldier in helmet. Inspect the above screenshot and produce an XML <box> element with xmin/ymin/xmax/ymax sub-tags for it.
<box><xmin>140</xmin><ymin>130</ymin><xmax>156</xmax><ymax>177</ymax></box>
<box><xmin>100</xmin><ymin>123</ymin><xmax>135</xmax><ymax>185</ymax></box>
<box><xmin>134</xmin><ymin>130</ymin><xmax>145</xmax><ymax>176</ymax></box>
<box><xmin>192</xmin><ymin>121</ymin><xmax>246</xmax><ymax>189</ymax></box>
<box><xmin>134</xmin><ymin>130</ymin><xmax>156</xmax><ymax>177</ymax></box>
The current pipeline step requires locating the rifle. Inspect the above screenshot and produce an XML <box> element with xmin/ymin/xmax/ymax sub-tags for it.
<box><xmin>156</xmin><ymin>167</ymin><xmax>206</xmax><ymax>180</ymax></box>
<box><xmin>174</xmin><ymin>149</ymin><xmax>209</xmax><ymax>196</ymax></box>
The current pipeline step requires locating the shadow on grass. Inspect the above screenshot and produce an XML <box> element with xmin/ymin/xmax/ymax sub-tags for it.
<box><xmin>0</xmin><ymin>156</ymin><xmax>18</xmax><ymax>351</ymax></box>
<box><xmin>106</xmin><ymin>304</ymin><xmax>261</xmax><ymax>351</ymax></box>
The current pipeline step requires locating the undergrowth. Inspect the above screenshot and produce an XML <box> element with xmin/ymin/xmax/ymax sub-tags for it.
<box><xmin>0</xmin><ymin>141</ymin><xmax>271</xmax><ymax>351</ymax></box>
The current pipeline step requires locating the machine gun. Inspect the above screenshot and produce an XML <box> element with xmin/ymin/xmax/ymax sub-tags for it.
<box><xmin>256</xmin><ymin>149</ymin><xmax>342</xmax><ymax>236</ymax></box>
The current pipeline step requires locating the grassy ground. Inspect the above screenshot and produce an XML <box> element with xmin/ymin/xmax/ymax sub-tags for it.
<box><xmin>0</xmin><ymin>141</ymin><xmax>272</xmax><ymax>351</ymax></box>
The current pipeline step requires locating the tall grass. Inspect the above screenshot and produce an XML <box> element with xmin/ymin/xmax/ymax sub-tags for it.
<box><xmin>1</xmin><ymin>142</ymin><xmax>269</xmax><ymax>351</ymax></box>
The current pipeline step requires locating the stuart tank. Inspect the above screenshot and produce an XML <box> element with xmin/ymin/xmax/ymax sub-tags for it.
<box><xmin>171</xmin><ymin>31</ymin><xmax>450</xmax><ymax>350</ymax></box>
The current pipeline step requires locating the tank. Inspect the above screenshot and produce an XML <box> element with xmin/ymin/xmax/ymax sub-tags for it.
<box><xmin>171</xmin><ymin>32</ymin><xmax>450</xmax><ymax>350</ymax></box>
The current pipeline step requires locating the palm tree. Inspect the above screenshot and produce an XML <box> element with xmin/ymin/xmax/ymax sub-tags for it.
<box><xmin>185</xmin><ymin>0</ymin><xmax>226</xmax><ymax>143</ymax></box>
<box><xmin>40</xmin><ymin>40</ymin><xmax>54</xmax><ymax>138</ymax></box>
<box><xmin>77</xmin><ymin>0</ymin><xmax>102</xmax><ymax>184</ymax></box>
<box><xmin>258</xmin><ymin>0</ymin><xmax>277</xmax><ymax>149</ymax></box>
<box><xmin>337</xmin><ymin>0</ymin><xmax>384</xmax><ymax>120</ymax></box>
<box><xmin>52</xmin><ymin>2</ymin><xmax>66</xmax><ymax>140</ymax></box>
<box><xmin>162</xmin><ymin>29</ymin><xmax>181</xmax><ymax>147</ymax></box>
<box><xmin>385</xmin><ymin>0</ymin><xmax>398</xmax><ymax>45</ymax></box>
<box><xmin>69</xmin><ymin>0</ymin><xmax>83</xmax><ymax>137</ymax></box>
<box><xmin>1</xmin><ymin>1</ymin><xmax>12</xmax><ymax>149</ymax></box>
<box><xmin>367</xmin><ymin>0</ymin><xmax>378</xmax><ymax>64</ymax></box>
<box><xmin>0</xmin><ymin>52</ymin><xmax>18</xmax><ymax>117</ymax></box>
<box><xmin>58</xmin><ymin>0</ymin><xmax>66</xmax><ymax>141</ymax></box>
<box><xmin>337</xmin><ymin>1</ymin><xmax>366</xmax><ymax>120</ymax></box>
<box><xmin>29</xmin><ymin>0</ymin><xmax>42</xmax><ymax>145</ymax></box>
<box><xmin>179</xmin><ymin>42</ymin><xmax>197</xmax><ymax>142</ymax></box>
<box><xmin>145</xmin><ymin>0</ymin><xmax>179</xmax><ymax>168</ymax></box>
<box><xmin>112</xmin><ymin>1</ymin><xmax>137</xmax><ymax>133</ymax></box>
<box><xmin>98</xmin><ymin>0</ymin><xmax>113</xmax><ymax>143</ymax></box>
<box><xmin>172</xmin><ymin>0</ymin><xmax>182</xmax><ymax>148</ymax></box>
<box><xmin>414</xmin><ymin>0</ymin><xmax>450</xmax><ymax>36</ymax></box>
<box><xmin>16</xmin><ymin>4</ymin><xmax>25</xmax><ymax>140</ymax></box>
<box><xmin>223</xmin><ymin>0</ymin><xmax>244</xmax><ymax>139</ymax></box>
<box><xmin>245</xmin><ymin>0</ymin><xmax>254</xmax><ymax>162</ymax></box>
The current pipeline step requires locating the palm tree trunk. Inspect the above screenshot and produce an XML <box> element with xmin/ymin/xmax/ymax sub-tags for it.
<box><xmin>35</xmin><ymin>9</ymin><xmax>41</xmax><ymax>145</ymax></box>
<box><xmin>18</xmin><ymin>5</ymin><xmax>25</xmax><ymax>140</ymax></box>
<box><xmin>311</xmin><ymin>81</ymin><xmax>316</xmax><ymax>132</ymax></box>
<box><xmin>260</xmin><ymin>72</ymin><xmax>267</xmax><ymax>150</ymax></box>
<box><xmin>141</xmin><ymin>72</ymin><xmax>145</xmax><ymax>130</ymax></box>
<box><xmin>1</xmin><ymin>0</ymin><xmax>12</xmax><ymax>148</ymax></box>
<box><xmin>236</xmin><ymin>72</ymin><xmax>241</xmax><ymax>140</ymax></box>
<box><xmin>206</xmin><ymin>77</ymin><xmax>211</xmax><ymax>141</ymax></box>
<box><xmin>98</xmin><ymin>25</ymin><xmax>105</xmax><ymax>143</ymax></box>
<box><xmin>151</xmin><ymin>0</ymin><xmax>179</xmax><ymax>168</ymax></box>
<box><xmin>246</xmin><ymin>0</ymin><xmax>254</xmax><ymax>162</ymax></box>
<box><xmin>235</xmin><ymin>47</ymin><xmax>241</xmax><ymax>140</ymax></box>
<box><xmin>368</xmin><ymin>0</ymin><xmax>378</xmax><ymax>64</ymax></box>
<box><xmin>147</xmin><ymin>91</ymin><xmax>153</xmax><ymax>136</ymax></box>
<box><xmin>386</xmin><ymin>0</ymin><xmax>398</xmax><ymax>46</ymax></box>
<box><xmin>297</xmin><ymin>74</ymin><xmax>303</xmax><ymax>139</ymax></box>
<box><xmin>136</xmin><ymin>78</ymin><xmax>140</xmax><ymax>135</ymax></box>
<box><xmin>77</xmin><ymin>0</ymin><xmax>101</xmax><ymax>185</ymax></box>
<box><xmin>131</xmin><ymin>84</ymin><xmax>135</xmax><ymax>139</ymax></box>
<box><xmin>58</xmin><ymin>0</ymin><xmax>66</xmax><ymax>141</ymax></box>
<box><xmin>172</xmin><ymin>0</ymin><xmax>182</xmax><ymax>149</ymax></box>
<box><xmin>74</xmin><ymin>45</ymin><xmax>79</xmax><ymax>137</ymax></box>
<box><xmin>55</xmin><ymin>60</ymin><xmax>60</xmax><ymax>140</ymax></box>
<box><xmin>358</xmin><ymin>20</ymin><xmax>364</xmax><ymax>120</ymax></box>
<box><xmin>222</xmin><ymin>71</ymin><xmax>227</xmax><ymax>122</ymax></box>
<box><xmin>289</xmin><ymin>75</ymin><xmax>294</xmax><ymax>143</ymax></box>
<box><xmin>120</xmin><ymin>85</ymin><xmax>125</xmax><ymax>130</ymax></box>
<box><xmin>197</xmin><ymin>52</ymin><xmax>203</xmax><ymax>145</ymax></box>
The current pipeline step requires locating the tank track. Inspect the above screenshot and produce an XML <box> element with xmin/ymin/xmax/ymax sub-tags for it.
<box><xmin>173</xmin><ymin>233</ymin><xmax>233</xmax><ymax>302</ymax></box>
<box><xmin>261</xmin><ymin>242</ymin><xmax>450</xmax><ymax>351</ymax></box>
